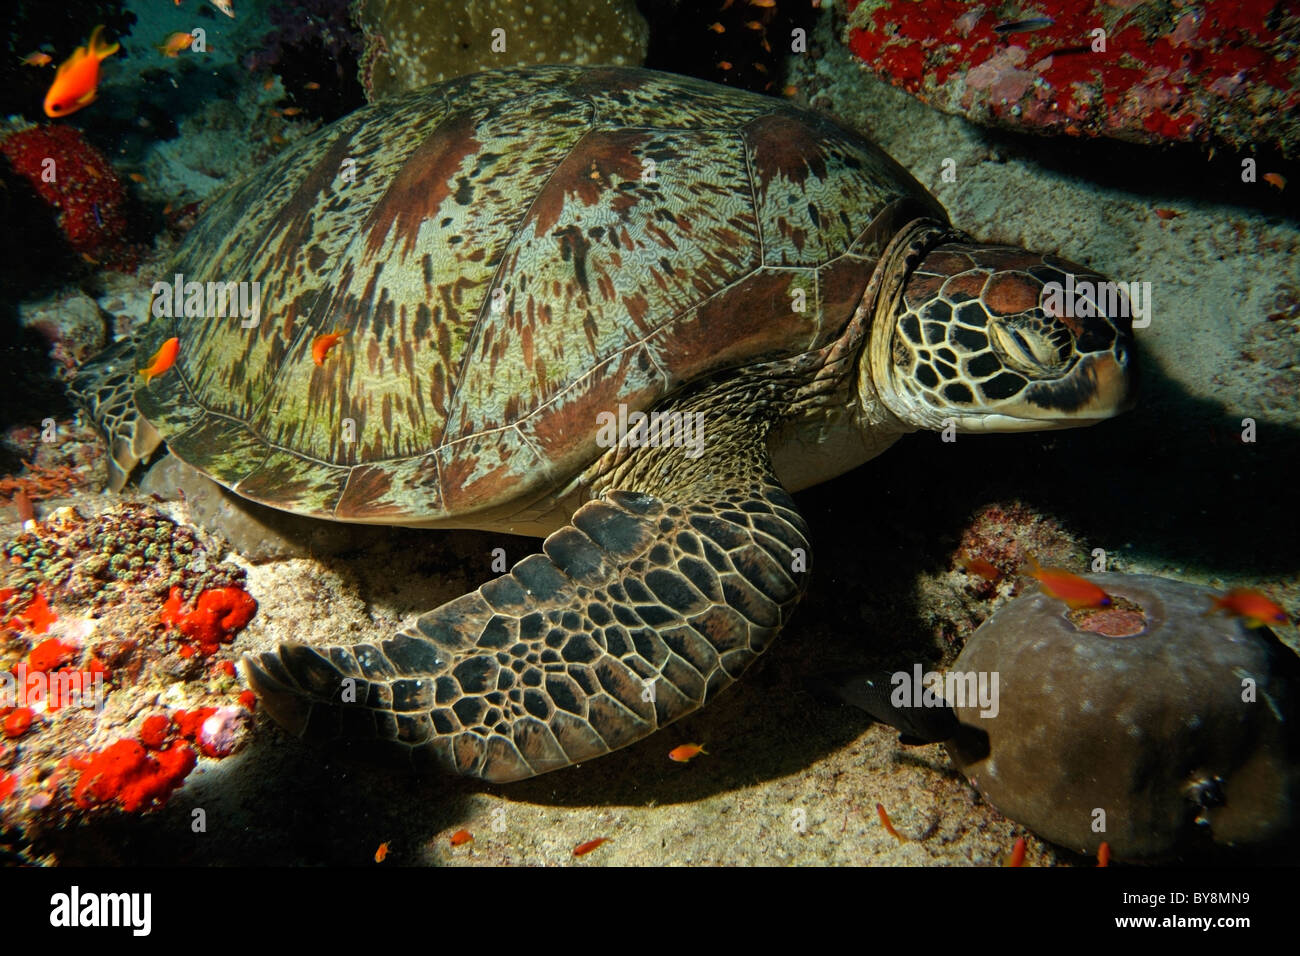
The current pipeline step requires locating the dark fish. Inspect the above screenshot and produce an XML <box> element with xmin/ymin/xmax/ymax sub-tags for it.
<box><xmin>818</xmin><ymin>669</ymin><xmax>959</xmax><ymax>745</ymax></box>
<box><xmin>91</xmin><ymin>202</ymin><xmax>103</xmax><ymax>228</ymax></box>
<box><xmin>994</xmin><ymin>17</ymin><xmax>1055</xmax><ymax>35</ymax></box>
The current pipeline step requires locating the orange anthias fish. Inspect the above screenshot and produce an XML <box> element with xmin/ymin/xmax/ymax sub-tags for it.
<box><xmin>139</xmin><ymin>337</ymin><xmax>180</xmax><ymax>384</ymax></box>
<box><xmin>1097</xmin><ymin>841</ymin><xmax>1110</xmax><ymax>867</ymax></box>
<box><xmin>44</xmin><ymin>25</ymin><xmax>119</xmax><ymax>118</ymax></box>
<box><xmin>1205</xmin><ymin>588</ymin><xmax>1289</xmax><ymax>628</ymax></box>
<box><xmin>573</xmin><ymin>837</ymin><xmax>608</xmax><ymax>857</ymax></box>
<box><xmin>957</xmin><ymin>554</ymin><xmax>1002</xmax><ymax>582</ymax></box>
<box><xmin>1006</xmin><ymin>836</ymin><xmax>1026</xmax><ymax>867</ymax></box>
<box><xmin>312</xmin><ymin>331</ymin><xmax>345</xmax><ymax>366</ymax></box>
<box><xmin>22</xmin><ymin>52</ymin><xmax>53</xmax><ymax>67</ymax></box>
<box><xmin>1263</xmin><ymin>172</ymin><xmax>1286</xmax><ymax>192</ymax></box>
<box><xmin>449</xmin><ymin>829</ymin><xmax>473</xmax><ymax>847</ymax></box>
<box><xmin>876</xmin><ymin>803</ymin><xmax>903</xmax><ymax>842</ymax></box>
<box><xmin>668</xmin><ymin>743</ymin><xmax>707</xmax><ymax>763</ymax></box>
<box><xmin>158</xmin><ymin>32</ymin><xmax>194</xmax><ymax>58</ymax></box>
<box><xmin>374</xmin><ymin>841</ymin><xmax>389</xmax><ymax>862</ymax></box>
<box><xmin>1024</xmin><ymin>556</ymin><xmax>1111</xmax><ymax>610</ymax></box>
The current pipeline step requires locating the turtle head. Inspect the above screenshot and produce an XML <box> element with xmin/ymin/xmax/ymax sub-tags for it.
<box><xmin>866</xmin><ymin>235</ymin><xmax>1137</xmax><ymax>433</ymax></box>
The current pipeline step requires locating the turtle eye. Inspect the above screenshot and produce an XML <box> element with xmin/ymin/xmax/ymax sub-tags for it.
<box><xmin>990</xmin><ymin>322</ymin><xmax>1069</xmax><ymax>376</ymax></box>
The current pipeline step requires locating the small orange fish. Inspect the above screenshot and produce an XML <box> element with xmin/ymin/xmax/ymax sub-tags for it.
<box><xmin>750</xmin><ymin>0</ymin><xmax>777</xmax><ymax>6</ymax></box>
<box><xmin>1205</xmin><ymin>588</ymin><xmax>1288</xmax><ymax>628</ymax></box>
<box><xmin>280</xmin><ymin>106</ymin><xmax>304</xmax><ymax>116</ymax></box>
<box><xmin>44</xmin><ymin>25</ymin><xmax>119</xmax><ymax>118</ymax></box>
<box><xmin>312</xmin><ymin>331</ymin><xmax>344</xmax><ymax>366</ymax></box>
<box><xmin>158</xmin><ymin>32</ymin><xmax>194</xmax><ymax>58</ymax></box>
<box><xmin>1025</xmin><ymin>556</ymin><xmax>1111</xmax><ymax>610</ymax></box>
<box><xmin>1154</xmin><ymin>208</ymin><xmax>1179</xmax><ymax>220</ymax></box>
<box><xmin>1006</xmin><ymin>836</ymin><xmax>1026</xmax><ymax>867</ymax></box>
<box><xmin>957</xmin><ymin>554</ymin><xmax>1001</xmax><ymax>582</ymax></box>
<box><xmin>263</xmin><ymin>76</ymin><xmax>275</xmax><ymax>91</ymax></box>
<box><xmin>303</xmin><ymin>81</ymin><xmax>321</xmax><ymax>90</ymax></box>
<box><xmin>1097</xmin><ymin>841</ymin><xmax>1110</xmax><ymax>867</ymax></box>
<box><xmin>140</xmin><ymin>337</ymin><xmax>180</xmax><ymax>383</ymax></box>
<box><xmin>573</xmin><ymin>837</ymin><xmax>608</xmax><ymax>856</ymax></box>
<box><xmin>876</xmin><ymin>802</ymin><xmax>903</xmax><ymax>842</ymax></box>
<box><xmin>716</xmin><ymin>61</ymin><xmax>733</xmax><ymax>71</ymax></box>
<box><xmin>374</xmin><ymin>841</ymin><xmax>389</xmax><ymax>862</ymax></box>
<box><xmin>128</xmin><ymin>172</ymin><xmax>146</xmax><ymax>183</ymax></box>
<box><xmin>22</xmin><ymin>52</ymin><xmax>53</xmax><ymax>67</ymax></box>
<box><xmin>1263</xmin><ymin>172</ymin><xmax>1286</xmax><ymax>192</ymax></box>
<box><xmin>708</xmin><ymin>22</ymin><xmax>725</xmax><ymax>33</ymax></box>
<box><xmin>744</xmin><ymin>20</ymin><xmax>763</xmax><ymax>30</ymax></box>
<box><xmin>449</xmin><ymin>829</ymin><xmax>473</xmax><ymax>846</ymax></box>
<box><xmin>668</xmin><ymin>742</ymin><xmax>707</xmax><ymax>762</ymax></box>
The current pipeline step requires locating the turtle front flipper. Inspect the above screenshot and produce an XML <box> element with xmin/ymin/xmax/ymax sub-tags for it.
<box><xmin>68</xmin><ymin>334</ymin><xmax>162</xmax><ymax>491</ymax></box>
<box><xmin>244</xmin><ymin>429</ymin><xmax>811</xmax><ymax>783</ymax></box>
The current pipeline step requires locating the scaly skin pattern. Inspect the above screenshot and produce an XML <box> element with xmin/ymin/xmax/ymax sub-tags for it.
<box><xmin>131</xmin><ymin>65</ymin><xmax>943</xmax><ymax>525</ymax></box>
<box><xmin>246</xmin><ymin>377</ymin><xmax>812</xmax><ymax>782</ymax></box>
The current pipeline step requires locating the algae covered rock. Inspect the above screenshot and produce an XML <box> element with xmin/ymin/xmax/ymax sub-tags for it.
<box><xmin>353</xmin><ymin>0</ymin><xmax>649</xmax><ymax>100</ymax></box>
<box><xmin>946</xmin><ymin>573</ymin><xmax>1300</xmax><ymax>862</ymax></box>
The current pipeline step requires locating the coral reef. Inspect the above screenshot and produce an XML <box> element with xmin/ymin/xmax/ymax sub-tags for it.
<box><xmin>2</xmin><ymin>503</ymin><xmax>244</xmax><ymax>611</ymax></box>
<box><xmin>641</xmin><ymin>0</ymin><xmax>822</xmax><ymax>94</ymax></box>
<box><xmin>947</xmin><ymin>573</ymin><xmax>1300</xmax><ymax>861</ymax></box>
<box><xmin>69</xmin><ymin>739</ymin><xmax>196</xmax><ymax>813</ymax></box>
<box><xmin>352</xmin><ymin>0</ymin><xmax>649</xmax><ymax>100</ymax></box>
<box><xmin>916</xmin><ymin>499</ymin><xmax>1088</xmax><ymax>649</ymax></box>
<box><xmin>245</xmin><ymin>0</ymin><xmax>367</xmax><ymax>121</ymax></box>
<box><xmin>0</xmin><ymin>500</ymin><xmax>259</xmax><ymax>842</ymax></box>
<box><xmin>0</xmin><ymin>125</ymin><xmax>134</xmax><ymax>267</ymax></box>
<box><xmin>842</xmin><ymin>0</ymin><xmax>1300</xmax><ymax>152</ymax></box>
<box><xmin>17</xmin><ymin>291</ymin><xmax>109</xmax><ymax>373</ymax></box>
<box><xmin>161</xmin><ymin>586</ymin><xmax>258</xmax><ymax>657</ymax></box>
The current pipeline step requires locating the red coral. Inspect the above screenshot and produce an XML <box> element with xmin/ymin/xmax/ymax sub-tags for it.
<box><xmin>6</xmin><ymin>590</ymin><xmax>58</xmax><ymax>635</ymax></box>
<box><xmin>162</xmin><ymin>586</ymin><xmax>258</xmax><ymax>656</ymax></box>
<box><xmin>173</xmin><ymin>706</ymin><xmax>242</xmax><ymax>757</ymax></box>
<box><xmin>139</xmin><ymin>714</ymin><xmax>172</xmax><ymax>750</ymax></box>
<box><xmin>0</xmin><ymin>125</ymin><xmax>132</xmax><ymax>264</ymax></box>
<box><xmin>2</xmin><ymin>707</ymin><xmax>35</xmax><ymax>738</ymax></box>
<box><xmin>71</xmin><ymin>739</ymin><xmax>196</xmax><ymax>812</ymax></box>
<box><xmin>28</xmin><ymin>636</ymin><xmax>75</xmax><ymax>672</ymax></box>
<box><xmin>171</xmin><ymin>706</ymin><xmax>215</xmax><ymax>741</ymax></box>
<box><xmin>845</xmin><ymin>0</ymin><xmax>1299</xmax><ymax>149</ymax></box>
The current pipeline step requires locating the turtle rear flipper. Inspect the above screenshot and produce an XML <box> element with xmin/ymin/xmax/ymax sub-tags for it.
<box><xmin>69</xmin><ymin>335</ymin><xmax>162</xmax><ymax>491</ymax></box>
<box><xmin>244</xmin><ymin>420</ymin><xmax>812</xmax><ymax>782</ymax></box>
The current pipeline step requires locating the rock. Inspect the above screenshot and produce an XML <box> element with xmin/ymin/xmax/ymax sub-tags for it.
<box><xmin>20</xmin><ymin>291</ymin><xmax>108</xmax><ymax>371</ymax></box>
<box><xmin>946</xmin><ymin>573</ymin><xmax>1300</xmax><ymax>861</ymax></box>
<box><xmin>141</xmin><ymin>454</ymin><xmax>383</xmax><ymax>562</ymax></box>
<box><xmin>841</xmin><ymin>0</ymin><xmax>1300</xmax><ymax>153</ymax></box>
<box><xmin>354</xmin><ymin>0</ymin><xmax>649</xmax><ymax>101</ymax></box>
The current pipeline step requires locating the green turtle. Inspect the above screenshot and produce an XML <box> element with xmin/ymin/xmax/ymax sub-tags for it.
<box><xmin>74</xmin><ymin>66</ymin><xmax>1135</xmax><ymax>783</ymax></box>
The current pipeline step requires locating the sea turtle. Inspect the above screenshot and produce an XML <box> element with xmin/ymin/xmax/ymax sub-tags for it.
<box><xmin>74</xmin><ymin>66</ymin><xmax>1135</xmax><ymax>783</ymax></box>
